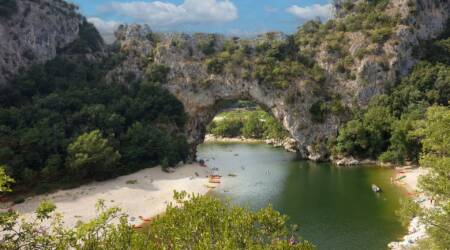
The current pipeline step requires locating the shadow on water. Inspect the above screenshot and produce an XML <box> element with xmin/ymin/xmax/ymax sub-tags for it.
<box><xmin>198</xmin><ymin>142</ymin><xmax>407</xmax><ymax>250</ymax></box>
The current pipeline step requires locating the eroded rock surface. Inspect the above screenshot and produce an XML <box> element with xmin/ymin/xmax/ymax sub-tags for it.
<box><xmin>0</xmin><ymin>0</ymin><xmax>86</xmax><ymax>85</ymax></box>
<box><xmin>106</xmin><ymin>0</ymin><xmax>449</xmax><ymax>160</ymax></box>
<box><xmin>0</xmin><ymin>0</ymin><xmax>448</xmax><ymax>161</ymax></box>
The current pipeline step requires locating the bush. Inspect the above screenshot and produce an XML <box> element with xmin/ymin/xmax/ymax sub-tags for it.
<box><xmin>0</xmin><ymin>192</ymin><xmax>315</xmax><ymax>249</ymax></box>
<box><xmin>197</xmin><ymin>34</ymin><xmax>217</xmax><ymax>55</ymax></box>
<box><xmin>146</xmin><ymin>64</ymin><xmax>170</xmax><ymax>83</ymax></box>
<box><xmin>309</xmin><ymin>101</ymin><xmax>328</xmax><ymax>123</ymax></box>
<box><xmin>206</xmin><ymin>58</ymin><xmax>225</xmax><ymax>75</ymax></box>
<box><xmin>13</xmin><ymin>195</ymin><xmax>25</xmax><ymax>204</ymax></box>
<box><xmin>371</xmin><ymin>27</ymin><xmax>392</xmax><ymax>44</ymax></box>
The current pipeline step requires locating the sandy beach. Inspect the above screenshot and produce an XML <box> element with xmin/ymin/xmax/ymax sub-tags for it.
<box><xmin>389</xmin><ymin>166</ymin><xmax>430</xmax><ymax>249</ymax></box>
<box><xmin>204</xmin><ymin>134</ymin><xmax>264</xmax><ymax>143</ymax></box>
<box><xmin>1</xmin><ymin>164</ymin><xmax>213</xmax><ymax>228</ymax></box>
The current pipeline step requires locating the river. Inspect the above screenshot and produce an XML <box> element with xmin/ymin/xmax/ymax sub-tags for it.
<box><xmin>197</xmin><ymin>142</ymin><xmax>407</xmax><ymax>250</ymax></box>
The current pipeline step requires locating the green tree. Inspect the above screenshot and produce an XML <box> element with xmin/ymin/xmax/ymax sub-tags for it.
<box><xmin>241</xmin><ymin>112</ymin><xmax>264</xmax><ymax>138</ymax></box>
<box><xmin>66</xmin><ymin>130</ymin><xmax>121</xmax><ymax>179</ymax></box>
<box><xmin>144</xmin><ymin>191</ymin><xmax>314</xmax><ymax>249</ymax></box>
<box><xmin>399</xmin><ymin>106</ymin><xmax>450</xmax><ymax>249</ymax></box>
<box><xmin>210</xmin><ymin>119</ymin><xmax>243</xmax><ymax>138</ymax></box>
<box><xmin>0</xmin><ymin>165</ymin><xmax>14</xmax><ymax>193</ymax></box>
<box><xmin>0</xmin><ymin>191</ymin><xmax>314</xmax><ymax>249</ymax></box>
<box><xmin>146</xmin><ymin>64</ymin><xmax>170</xmax><ymax>84</ymax></box>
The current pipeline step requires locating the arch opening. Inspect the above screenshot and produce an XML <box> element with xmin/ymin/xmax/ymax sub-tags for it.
<box><xmin>190</xmin><ymin>99</ymin><xmax>297</xmax><ymax>161</ymax></box>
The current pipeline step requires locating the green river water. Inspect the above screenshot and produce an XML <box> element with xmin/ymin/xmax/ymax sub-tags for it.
<box><xmin>197</xmin><ymin>142</ymin><xmax>407</xmax><ymax>250</ymax></box>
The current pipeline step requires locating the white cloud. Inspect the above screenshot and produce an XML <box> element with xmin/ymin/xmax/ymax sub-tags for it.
<box><xmin>88</xmin><ymin>17</ymin><xmax>120</xmax><ymax>43</ymax></box>
<box><xmin>99</xmin><ymin>0</ymin><xmax>238</xmax><ymax>26</ymax></box>
<box><xmin>286</xmin><ymin>4</ymin><xmax>332</xmax><ymax>21</ymax></box>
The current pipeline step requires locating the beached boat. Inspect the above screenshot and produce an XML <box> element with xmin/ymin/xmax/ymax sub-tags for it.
<box><xmin>209</xmin><ymin>175</ymin><xmax>221</xmax><ymax>184</ymax></box>
<box><xmin>372</xmin><ymin>184</ymin><xmax>381</xmax><ymax>193</ymax></box>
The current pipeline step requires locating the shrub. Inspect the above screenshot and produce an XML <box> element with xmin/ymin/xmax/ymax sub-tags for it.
<box><xmin>371</xmin><ymin>27</ymin><xmax>392</xmax><ymax>44</ymax></box>
<box><xmin>13</xmin><ymin>196</ymin><xmax>25</xmax><ymax>204</ymax></box>
<box><xmin>146</xmin><ymin>64</ymin><xmax>170</xmax><ymax>83</ymax></box>
<box><xmin>206</xmin><ymin>58</ymin><xmax>225</xmax><ymax>75</ymax></box>
<box><xmin>309</xmin><ymin>101</ymin><xmax>329</xmax><ymax>123</ymax></box>
<box><xmin>0</xmin><ymin>192</ymin><xmax>315</xmax><ymax>249</ymax></box>
<box><xmin>197</xmin><ymin>34</ymin><xmax>217</xmax><ymax>55</ymax></box>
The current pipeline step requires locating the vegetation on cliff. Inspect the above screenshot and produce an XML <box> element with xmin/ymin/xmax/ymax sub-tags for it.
<box><xmin>333</xmin><ymin>26</ymin><xmax>450</xmax><ymax>164</ymax></box>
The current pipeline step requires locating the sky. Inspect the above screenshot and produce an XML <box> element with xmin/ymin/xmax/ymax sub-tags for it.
<box><xmin>69</xmin><ymin>0</ymin><xmax>333</xmax><ymax>42</ymax></box>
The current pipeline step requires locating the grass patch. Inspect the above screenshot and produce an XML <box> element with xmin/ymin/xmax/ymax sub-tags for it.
<box><xmin>126</xmin><ymin>179</ymin><xmax>138</xmax><ymax>184</ymax></box>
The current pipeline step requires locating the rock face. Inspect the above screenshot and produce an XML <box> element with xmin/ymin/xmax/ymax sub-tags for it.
<box><xmin>0</xmin><ymin>0</ymin><xmax>85</xmax><ymax>85</ymax></box>
<box><xmin>108</xmin><ymin>26</ymin><xmax>342</xmax><ymax>160</ymax></box>
<box><xmin>106</xmin><ymin>0</ymin><xmax>449</xmax><ymax>161</ymax></box>
<box><xmin>0</xmin><ymin>0</ymin><xmax>448</xmax><ymax>161</ymax></box>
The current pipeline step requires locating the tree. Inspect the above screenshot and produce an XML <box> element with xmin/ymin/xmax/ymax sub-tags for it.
<box><xmin>66</xmin><ymin>130</ymin><xmax>121</xmax><ymax>179</ymax></box>
<box><xmin>144</xmin><ymin>191</ymin><xmax>315</xmax><ymax>249</ymax></box>
<box><xmin>146</xmin><ymin>64</ymin><xmax>170</xmax><ymax>84</ymax></box>
<box><xmin>0</xmin><ymin>191</ymin><xmax>315</xmax><ymax>249</ymax></box>
<box><xmin>416</xmin><ymin>106</ymin><xmax>450</xmax><ymax>198</ymax></box>
<box><xmin>0</xmin><ymin>165</ymin><xmax>14</xmax><ymax>193</ymax></box>
<box><xmin>400</xmin><ymin>106</ymin><xmax>450</xmax><ymax>249</ymax></box>
<box><xmin>241</xmin><ymin>112</ymin><xmax>264</xmax><ymax>138</ymax></box>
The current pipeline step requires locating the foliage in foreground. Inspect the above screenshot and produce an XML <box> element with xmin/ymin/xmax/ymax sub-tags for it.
<box><xmin>398</xmin><ymin>106</ymin><xmax>450</xmax><ymax>249</ymax></box>
<box><xmin>0</xmin><ymin>189</ymin><xmax>314</xmax><ymax>249</ymax></box>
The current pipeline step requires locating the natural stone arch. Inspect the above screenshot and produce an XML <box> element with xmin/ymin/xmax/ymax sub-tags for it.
<box><xmin>107</xmin><ymin>26</ymin><xmax>347</xmax><ymax>161</ymax></box>
<box><xmin>164</xmin><ymin>75</ymin><xmax>339</xmax><ymax>161</ymax></box>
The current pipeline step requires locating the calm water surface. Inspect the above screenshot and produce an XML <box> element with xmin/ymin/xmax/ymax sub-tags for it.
<box><xmin>197</xmin><ymin>142</ymin><xmax>407</xmax><ymax>250</ymax></box>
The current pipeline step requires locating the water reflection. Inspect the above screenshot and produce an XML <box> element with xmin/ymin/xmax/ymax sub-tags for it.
<box><xmin>198</xmin><ymin>142</ymin><xmax>406</xmax><ymax>250</ymax></box>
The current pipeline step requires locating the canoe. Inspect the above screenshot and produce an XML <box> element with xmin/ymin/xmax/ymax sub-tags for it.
<box><xmin>372</xmin><ymin>184</ymin><xmax>381</xmax><ymax>193</ymax></box>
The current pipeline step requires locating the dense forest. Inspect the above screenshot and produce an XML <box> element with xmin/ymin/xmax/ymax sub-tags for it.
<box><xmin>0</xmin><ymin>23</ymin><xmax>189</xmax><ymax>193</ymax></box>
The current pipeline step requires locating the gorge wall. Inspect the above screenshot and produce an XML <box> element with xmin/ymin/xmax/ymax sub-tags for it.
<box><xmin>0</xmin><ymin>0</ymin><xmax>88</xmax><ymax>86</ymax></box>
<box><xmin>1</xmin><ymin>0</ymin><xmax>449</xmax><ymax>161</ymax></box>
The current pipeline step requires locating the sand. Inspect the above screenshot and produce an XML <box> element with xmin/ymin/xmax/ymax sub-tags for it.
<box><xmin>2</xmin><ymin>164</ymin><xmax>214</xmax><ymax>228</ymax></box>
<box><xmin>389</xmin><ymin>166</ymin><xmax>431</xmax><ymax>249</ymax></box>
<box><xmin>393</xmin><ymin>166</ymin><xmax>427</xmax><ymax>193</ymax></box>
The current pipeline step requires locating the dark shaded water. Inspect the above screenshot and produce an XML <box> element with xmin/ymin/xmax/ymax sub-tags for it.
<box><xmin>198</xmin><ymin>142</ymin><xmax>407</xmax><ymax>250</ymax></box>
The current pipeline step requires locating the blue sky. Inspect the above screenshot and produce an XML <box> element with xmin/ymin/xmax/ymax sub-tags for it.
<box><xmin>69</xmin><ymin>0</ymin><xmax>332</xmax><ymax>42</ymax></box>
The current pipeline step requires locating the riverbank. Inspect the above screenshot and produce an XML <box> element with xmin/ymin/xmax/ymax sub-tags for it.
<box><xmin>389</xmin><ymin>166</ymin><xmax>430</xmax><ymax>249</ymax></box>
<box><xmin>0</xmin><ymin>164</ymin><xmax>213</xmax><ymax>228</ymax></box>
<box><xmin>204</xmin><ymin>134</ymin><xmax>297</xmax><ymax>152</ymax></box>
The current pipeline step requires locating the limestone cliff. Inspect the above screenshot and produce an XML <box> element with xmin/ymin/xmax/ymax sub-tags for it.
<box><xmin>106</xmin><ymin>0</ymin><xmax>449</xmax><ymax>160</ymax></box>
<box><xmin>0</xmin><ymin>0</ymin><xmax>98</xmax><ymax>85</ymax></box>
<box><xmin>0</xmin><ymin>0</ymin><xmax>448</xmax><ymax>161</ymax></box>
